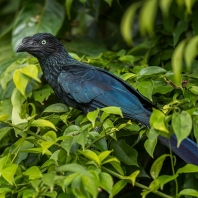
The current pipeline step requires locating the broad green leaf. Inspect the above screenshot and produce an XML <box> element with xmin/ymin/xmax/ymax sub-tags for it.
<box><xmin>109</xmin><ymin>162</ymin><xmax>124</xmax><ymax>176</ymax></box>
<box><xmin>2</xmin><ymin>164</ymin><xmax>18</xmax><ymax>185</ymax></box>
<box><xmin>23</xmin><ymin>166</ymin><xmax>42</xmax><ymax>180</ymax></box>
<box><xmin>87</xmin><ymin>109</ymin><xmax>99</xmax><ymax>127</ymax></box>
<box><xmin>137</xmin><ymin>80</ymin><xmax>153</xmax><ymax>101</ymax></box>
<box><xmin>110</xmin><ymin>180</ymin><xmax>127</xmax><ymax>198</ymax></box>
<box><xmin>57</xmin><ymin>164</ymin><xmax>91</xmax><ymax>177</ymax></box>
<box><xmin>12</xmin><ymin>0</ymin><xmax>64</xmax><ymax>50</ymax></box>
<box><xmin>138</xmin><ymin>66</ymin><xmax>166</xmax><ymax>79</ymax></box>
<box><xmin>0</xmin><ymin>156</ymin><xmax>9</xmax><ymax>176</ymax></box>
<box><xmin>157</xmin><ymin>175</ymin><xmax>178</xmax><ymax>188</ymax></box>
<box><xmin>31</xmin><ymin>119</ymin><xmax>57</xmax><ymax>131</ymax></box>
<box><xmin>71</xmin><ymin>175</ymin><xmax>89</xmax><ymax>198</ymax></box>
<box><xmin>0</xmin><ymin>127</ymin><xmax>11</xmax><ymax>140</ymax></box>
<box><xmin>64</xmin><ymin>125</ymin><xmax>80</xmax><ymax>136</ymax></box>
<box><xmin>42</xmin><ymin>191</ymin><xmax>57</xmax><ymax>198</ymax></box>
<box><xmin>152</xmin><ymin>80</ymin><xmax>174</xmax><ymax>95</ymax></box>
<box><xmin>0</xmin><ymin>114</ymin><xmax>9</xmax><ymax>122</ymax></box>
<box><xmin>189</xmin><ymin>86</ymin><xmax>198</xmax><ymax>95</ymax></box>
<box><xmin>82</xmin><ymin>173</ymin><xmax>99</xmax><ymax>198</ymax></box>
<box><xmin>60</xmin><ymin>136</ymin><xmax>74</xmax><ymax>155</ymax></box>
<box><xmin>150</xmin><ymin>154</ymin><xmax>170</xmax><ymax>179</ymax></box>
<box><xmin>172</xmin><ymin>111</ymin><xmax>192</xmax><ymax>147</ymax></box>
<box><xmin>22</xmin><ymin>188</ymin><xmax>38</xmax><ymax>197</ymax></box>
<box><xmin>120</xmin><ymin>2</ymin><xmax>141</xmax><ymax>45</ymax></box>
<box><xmin>110</xmin><ymin>140</ymin><xmax>138</xmax><ymax>166</ymax></box>
<box><xmin>99</xmin><ymin>172</ymin><xmax>113</xmax><ymax>194</ymax></box>
<box><xmin>171</xmin><ymin>40</ymin><xmax>186</xmax><ymax>86</ymax></box>
<box><xmin>43</xmin><ymin>172</ymin><xmax>55</xmax><ymax>189</ymax></box>
<box><xmin>33</xmin><ymin>85</ymin><xmax>54</xmax><ymax>104</ymax></box>
<box><xmin>13</xmin><ymin>70</ymin><xmax>29</xmax><ymax>96</ymax></box>
<box><xmin>140</xmin><ymin>0</ymin><xmax>158</xmax><ymax>35</ymax></box>
<box><xmin>177</xmin><ymin>164</ymin><xmax>198</xmax><ymax>174</ymax></box>
<box><xmin>79</xmin><ymin>150</ymin><xmax>100</xmax><ymax>165</ymax></box>
<box><xmin>20</xmin><ymin>65</ymin><xmax>41</xmax><ymax>82</ymax></box>
<box><xmin>101</xmin><ymin>106</ymin><xmax>123</xmax><ymax>117</ymax></box>
<box><xmin>179</xmin><ymin>189</ymin><xmax>198</xmax><ymax>197</ymax></box>
<box><xmin>43</xmin><ymin>103</ymin><xmax>69</xmax><ymax>113</ymax></box>
<box><xmin>150</xmin><ymin>109</ymin><xmax>169</xmax><ymax>133</ymax></box>
<box><xmin>75</xmin><ymin>128</ymin><xmax>89</xmax><ymax>150</ymax></box>
<box><xmin>20</xmin><ymin>148</ymin><xmax>52</xmax><ymax>155</ymax></box>
<box><xmin>144</xmin><ymin>137</ymin><xmax>157</xmax><ymax>158</ymax></box>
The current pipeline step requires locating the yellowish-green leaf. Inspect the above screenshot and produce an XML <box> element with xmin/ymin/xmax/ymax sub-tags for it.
<box><xmin>31</xmin><ymin>119</ymin><xmax>57</xmax><ymax>131</ymax></box>
<box><xmin>2</xmin><ymin>164</ymin><xmax>18</xmax><ymax>185</ymax></box>
<box><xmin>20</xmin><ymin>65</ymin><xmax>41</xmax><ymax>82</ymax></box>
<box><xmin>79</xmin><ymin>150</ymin><xmax>100</xmax><ymax>165</ymax></box>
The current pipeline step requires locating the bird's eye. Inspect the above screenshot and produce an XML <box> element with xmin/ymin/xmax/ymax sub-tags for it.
<box><xmin>41</xmin><ymin>40</ymin><xmax>47</xmax><ymax>45</ymax></box>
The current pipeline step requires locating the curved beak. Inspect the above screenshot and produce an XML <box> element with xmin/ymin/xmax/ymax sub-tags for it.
<box><xmin>16</xmin><ymin>43</ymin><xmax>26</xmax><ymax>52</ymax></box>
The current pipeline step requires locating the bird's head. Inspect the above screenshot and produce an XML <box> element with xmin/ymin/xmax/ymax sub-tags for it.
<box><xmin>16</xmin><ymin>33</ymin><xmax>65</xmax><ymax>61</ymax></box>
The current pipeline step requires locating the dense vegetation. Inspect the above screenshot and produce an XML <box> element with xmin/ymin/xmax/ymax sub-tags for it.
<box><xmin>1</xmin><ymin>0</ymin><xmax>198</xmax><ymax>197</ymax></box>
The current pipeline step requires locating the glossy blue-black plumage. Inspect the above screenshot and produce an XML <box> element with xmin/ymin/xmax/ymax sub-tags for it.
<box><xmin>17</xmin><ymin>33</ymin><xmax>198</xmax><ymax>165</ymax></box>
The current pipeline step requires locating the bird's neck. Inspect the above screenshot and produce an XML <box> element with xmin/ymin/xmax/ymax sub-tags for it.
<box><xmin>38</xmin><ymin>50</ymin><xmax>73</xmax><ymax>87</ymax></box>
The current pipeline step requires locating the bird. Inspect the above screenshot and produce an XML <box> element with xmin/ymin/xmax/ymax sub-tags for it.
<box><xmin>16</xmin><ymin>33</ymin><xmax>198</xmax><ymax>165</ymax></box>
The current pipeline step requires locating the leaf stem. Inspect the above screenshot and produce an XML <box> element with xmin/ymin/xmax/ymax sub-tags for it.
<box><xmin>102</xmin><ymin>167</ymin><xmax>174</xmax><ymax>198</ymax></box>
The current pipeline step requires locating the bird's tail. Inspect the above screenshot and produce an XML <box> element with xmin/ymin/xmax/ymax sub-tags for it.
<box><xmin>158</xmin><ymin>135</ymin><xmax>198</xmax><ymax>165</ymax></box>
<box><xmin>138</xmin><ymin>109</ymin><xmax>198</xmax><ymax>165</ymax></box>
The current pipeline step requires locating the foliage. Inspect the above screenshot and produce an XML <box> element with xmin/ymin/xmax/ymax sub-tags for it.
<box><xmin>1</xmin><ymin>0</ymin><xmax>198</xmax><ymax>197</ymax></box>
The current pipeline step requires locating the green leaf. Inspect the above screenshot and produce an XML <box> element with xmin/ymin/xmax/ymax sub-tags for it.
<box><xmin>20</xmin><ymin>65</ymin><xmax>41</xmax><ymax>82</ymax></box>
<box><xmin>43</xmin><ymin>172</ymin><xmax>55</xmax><ymax>189</ymax></box>
<box><xmin>0</xmin><ymin>156</ymin><xmax>9</xmax><ymax>175</ymax></box>
<box><xmin>177</xmin><ymin>164</ymin><xmax>198</xmax><ymax>174</ymax></box>
<box><xmin>43</xmin><ymin>103</ymin><xmax>69</xmax><ymax>113</ymax></box>
<box><xmin>13</xmin><ymin>69</ymin><xmax>29</xmax><ymax>96</ymax></box>
<box><xmin>99</xmin><ymin>172</ymin><xmax>113</xmax><ymax>194</ymax></box>
<box><xmin>110</xmin><ymin>140</ymin><xmax>138</xmax><ymax>166</ymax></box>
<box><xmin>179</xmin><ymin>189</ymin><xmax>198</xmax><ymax>197</ymax></box>
<box><xmin>185</xmin><ymin>0</ymin><xmax>196</xmax><ymax>14</ymax></box>
<box><xmin>79</xmin><ymin>150</ymin><xmax>100</xmax><ymax>165</ymax></box>
<box><xmin>0</xmin><ymin>114</ymin><xmax>9</xmax><ymax>122</ymax></box>
<box><xmin>101</xmin><ymin>106</ymin><xmax>123</xmax><ymax>118</ymax></box>
<box><xmin>12</xmin><ymin>0</ymin><xmax>64</xmax><ymax>50</ymax></box>
<box><xmin>159</xmin><ymin>0</ymin><xmax>173</xmax><ymax>16</ymax></box>
<box><xmin>144</xmin><ymin>137</ymin><xmax>157</xmax><ymax>158</ymax></box>
<box><xmin>75</xmin><ymin>128</ymin><xmax>89</xmax><ymax>150</ymax></box>
<box><xmin>60</xmin><ymin>136</ymin><xmax>74</xmax><ymax>155</ymax></box>
<box><xmin>137</xmin><ymin>80</ymin><xmax>153</xmax><ymax>101</ymax></box>
<box><xmin>33</xmin><ymin>85</ymin><xmax>54</xmax><ymax>104</ymax></box>
<box><xmin>173</xmin><ymin>21</ymin><xmax>188</xmax><ymax>46</ymax></box>
<box><xmin>57</xmin><ymin>164</ymin><xmax>91</xmax><ymax>177</ymax></box>
<box><xmin>150</xmin><ymin>154</ymin><xmax>170</xmax><ymax>179</ymax></box>
<box><xmin>87</xmin><ymin>109</ymin><xmax>99</xmax><ymax>127</ymax></box>
<box><xmin>31</xmin><ymin>119</ymin><xmax>57</xmax><ymax>131</ymax></box>
<box><xmin>172</xmin><ymin>111</ymin><xmax>192</xmax><ymax>147</ymax></box>
<box><xmin>193</xmin><ymin>116</ymin><xmax>198</xmax><ymax>143</ymax></box>
<box><xmin>23</xmin><ymin>166</ymin><xmax>42</xmax><ymax>180</ymax></box>
<box><xmin>150</xmin><ymin>109</ymin><xmax>169</xmax><ymax>133</ymax></box>
<box><xmin>120</xmin><ymin>2</ymin><xmax>141</xmax><ymax>45</ymax></box>
<box><xmin>189</xmin><ymin>86</ymin><xmax>198</xmax><ymax>95</ymax></box>
<box><xmin>110</xmin><ymin>180</ymin><xmax>127</xmax><ymax>198</ymax></box>
<box><xmin>138</xmin><ymin>66</ymin><xmax>166</xmax><ymax>79</ymax></box>
<box><xmin>171</xmin><ymin>40</ymin><xmax>186</xmax><ymax>86</ymax></box>
<box><xmin>2</xmin><ymin>164</ymin><xmax>18</xmax><ymax>185</ymax></box>
<box><xmin>185</xmin><ymin>36</ymin><xmax>198</xmax><ymax>70</ymax></box>
<box><xmin>98</xmin><ymin>150</ymin><xmax>113</xmax><ymax>163</ymax></box>
<box><xmin>140</xmin><ymin>0</ymin><xmax>158</xmax><ymax>35</ymax></box>
<box><xmin>158</xmin><ymin>175</ymin><xmax>178</xmax><ymax>188</ymax></box>
<box><xmin>121</xmin><ymin>170</ymin><xmax>140</xmax><ymax>186</ymax></box>
<box><xmin>105</xmin><ymin>0</ymin><xmax>113</xmax><ymax>6</ymax></box>
<box><xmin>65</xmin><ymin>0</ymin><xmax>73</xmax><ymax>19</ymax></box>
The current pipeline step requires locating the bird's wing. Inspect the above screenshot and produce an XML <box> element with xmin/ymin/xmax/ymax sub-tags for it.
<box><xmin>58</xmin><ymin>64</ymin><xmax>151</xmax><ymax>125</ymax></box>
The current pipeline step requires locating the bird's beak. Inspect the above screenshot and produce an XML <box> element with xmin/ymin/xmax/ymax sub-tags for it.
<box><xmin>16</xmin><ymin>43</ymin><xmax>26</xmax><ymax>52</ymax></box>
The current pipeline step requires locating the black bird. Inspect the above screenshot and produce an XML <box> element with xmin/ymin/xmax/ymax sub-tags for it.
<box><xmin>17</xmin><ymin>33</ymin><xmax>198</xmax><ymax>165</ymax></box>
